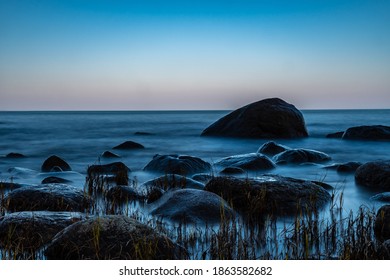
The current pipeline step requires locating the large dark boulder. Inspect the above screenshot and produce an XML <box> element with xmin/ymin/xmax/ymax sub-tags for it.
<box><xmin>45</xmin><ymin>215</ymin><xmax>185</xmax><ymax>259</ymax></box>
<box><xmin>342</xmin><ymin>125</ymin><xmax>390</xmax><ymax>141</ymax></box>
<box><xmin>205</xmin><ymin>175</ymin><xmax>331</xmax><ymax>216</ymax></box>
<box><xmin>87</xmin><ymin>162</ymin><xmax>130</xmax><ymax>174</ymax></box>
<box><xmin>0</xmin><ymin>211</ymin><xmax>86</xmax><ymax>251</ymax></box>
<box><xmin>5</xmin><ymin>184</ymin><xmax>91</xmax><ymax>212</ymax></box>
<box><xmin>41</xmin><ymin>155</ymin><xmax>72</xmax><ymax>172</ymax></box>
<box><xmin>113</xmin><ymin>141</ymin><xmax>145</xmax><ymax>150</ymax></box>
<box><xmin>374</xmin><ymin>205</ymin><xmax>390</xmax><ymax>241</ymax></box>
<box><xmin>150</xmin><ymin>189</ymin><xmax>235</xmax><ymax>223</ymax></box>
<box><xmin>355</xmin><ymin>161</ymin><xmax>390</xmax><ymax>191</ymax></box>
<box><xmin>201</xmin><ymin>98</ymin><xmax>308</xmax><ymax>138</ymax></box>
<box><xmin>140</xmin><ymin>174</ymin><xmax>205</xmax><ymax>193</ymax></box>
<box><xmin>105</xmin><ymin>185</ymin><xmax>144</xmax><ymax>203</ymax></box>
<box><xmin>257</xmin><ymin>141</ymin><xmax>290</xmax><ymax>156</ymax></box>
<box><xmin>143</xmin><ymin>154</ymin><xmax>211</xmax><ymax>175</ymax></box>
<box><xmin>215</xmin><ymin>153</ymin><xmax>275</xmax><ymax>171</ymax></box>
<box><xmin>273</xmin><ymin>149</ymin><xmax>331</xmax><ymax>164</ymax></box>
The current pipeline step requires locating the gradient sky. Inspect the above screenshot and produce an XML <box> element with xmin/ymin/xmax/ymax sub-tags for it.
<box><xmin>0</xmin><ymin>0</ymin><xmax>389</xmax><ymax>110</ymax></box>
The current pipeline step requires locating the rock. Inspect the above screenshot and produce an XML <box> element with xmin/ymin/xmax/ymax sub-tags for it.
<box><xmin>355</xmin><ymin>161</ymin><xmax>390</xmax><ymax>191</ymax></box>
<box><xmin>6</xmin><ymin>152</ymin><xmax>26</xmax><ymax>158</ymax></box>
<box><xmin>257</xmin><ymin>141</ymin><xmax>290</xmax><ymax>156</ymax></box>
<box><xmin>273</xmin><ymin>149</ymin><xmax>331</xmax><ymax>164</ymax></box>
<box><xmin>140</xmin><ymin>174</ymin><xmax>205</xmax><ymax>193</ymax></box>
<box><xmin>326</xmin><ymin>131</ymin><xmax>344</xmax><ymax>139</ymax></box>
<box><xmin>215</xmin><ymin>153</ymin><xmax>275</xmax><ymax>171</ymax></box>
<box><xmin>205</xmin><ymin>175</ymin><xmax>331</xmax><ymax>216</ymax></box>
<box><xmin>334</xmin><ymin>162</ymin><xmax>362</xmax><ymax>173</ymax></box>
<box><xmin>146</xmin><ymin>188</ymin><xmax>164</xmax><ymax>204</ymax></box>
<box><xmin>87</xmin><ymin>162</ymin><xmax>130</xmax><ymax>190</ymax></box>
<box><xmin>105</xmin><ymin>185</ymin><xmax>144</xmax><ymax>203</ymax></box>
<box><xmin>201</xmin><ymin>98</ymin><xmax>308</xmax><ymax>138</ymax></box>
<box><xmin>8</xmin><ymin>167</ymin><xmax>38</xmax><ymax>179</ymax></box>
<box><xmin>0</xmin><ymin>182</ymin><xmax>29</xmax><ymax>191</ymax></box>
<box><xmin>342</xmin><ymin>125</ymin><xmax>390</xmax><ymax>141</ymax></box>
<box><xmin>143</xmin><ymin>154</ymin><xmax>211</xmax><ymax>175</ymax></box>
<box><xmin>45</xmin><ymin>215</ymin><xmax>184</xmax><ymax>259</ymax></box>
<box><xmin>87</xmin><ymin>162</ymin><xmax>130</xmax><ymax>175</ymax></box>
<box><xmin>374</xmin><ymin>205</ymin><xmax>390</xmax><ymax>241</ymax></box>
<box><xmin>191</xmin><ymin>174</ymin><xmax>214</xmax><ymax>184</ymax></box>
<box><xmin>41</xmin><ymin>155</ymin><xmax>72</xmax><ymax>172</ymax></box>
<box><xmin>50</xmin><ymin>166</ymin><xmax>63</xmax><ymax>172</ymax></box>
<box><xmin>100</xmin><ymin>151</ymin><xmax>120</xmax><ymax>158</ymax></box>
<box><xmin>41</xmin><ymin>176</ymin><xmax>72</xmax><ymax>184</ymax></box>
<box><xmin>220</xmin><ymin>167</ymin><xmax>245</xmax><ymax>175</ymax></box>
<box><xmin>311</xmin><ymin>180</ymin><xmax>334</xmax><ymax>191</ymax></box>
<box><xmin>5</xmin><ymin>184</ymin><xmax>91</xmax><ymax>212</ymax></box>
<box><xmin>113</xmin><ymin>141</ymin><xmax>145</xmax><ymax>150</ymax></box>
<box><xmin>371</xmin><ymin>192</ymin><xmax>390</xmax><ymax>202</ymax></box>
<box><xmin>150</xmin><ymin>189</ymin><xmax>235</xmax><ymax>224</ymax></box>
<box><xmin>0</xmin><ymin>211</ymin><xmax>85</xmax><ymax>250</ymax></box>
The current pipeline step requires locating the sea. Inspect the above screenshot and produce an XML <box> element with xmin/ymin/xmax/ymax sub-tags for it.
<box><xmin>0</xmin><ymin>109</ymin><xmax>389</xmax><ymax>216</ymax></box>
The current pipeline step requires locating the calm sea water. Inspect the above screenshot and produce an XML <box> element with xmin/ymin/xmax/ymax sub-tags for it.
<box><xmin>0</xmin><ymin>110</ymin><xmax>389</xmax><ymax>214</ymax></box>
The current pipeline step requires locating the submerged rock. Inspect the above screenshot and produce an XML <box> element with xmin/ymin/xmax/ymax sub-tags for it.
<box><xmin>355</xmin><ymin>161</ymin><xmax>390</xmax><ymax>191</ymax></box>
<box><xmin>201</xmin><ymin>98</ymin><xmax>308</xmax><ymax>138</ymax></box>
<box><xmin>42</xmin><ymin>176</ymin><xmax>72</xmax><ymax>184</ymax></box>
<box><xmin>5</xmin><ymin>184</ymin><xmax>91</xmax><ymax>212</ymax></box>
<box><xmin>113</xmin><ymin>140</ymin><xmax>145</xmax><ymax>150</ymax></box>
<box><xmin>87</xmin><ymin>162</ymin><xmax>130</xmax><ymax>174</ymax></box>
<box><xmin>6</xmin><ymin>152</ymin><xmax>26</xmax><ymax>158</ymax></box>
<box><xmin>41</xmin><ymin>155</ymin><xmax>72</xmax><ymax>172</ymax></box>
<box><xmin>215</xmin><ymin>153</ymin><xmax>275</xmax><ymax>171</ymax></box>
<box><xmin>100</xmin><ymin>151</ymin><xmax>121</xmax><ymax>158</ymax></box>
<box><xmin>0</xmin><ymin>211</ymin><xmax>86</xmax><ymax>250</ymax></box>
<box><xmin>324</xmin><ymin>162</ymin><xmax>362</xmax><ymax>173</ymax></box>
<box><xmin>273</xmin><ymin>149</ymin><xmax>331</xmax><ymax>164</ymax></box>
<box><xmin>326</xmin><ymin>131</ymin><xmax>344</xmax><ymax>139</ymax></box>
<box><xmin>45</xmin><ymin>215</ymin><xmax>184</xmax><ymax>259</ymax></box>
<box><xmin>143</xmin><ymin>154</ymin><xmax>211</xmax><ymax>175</ymax></box>
<box><xmin>205</xmin><ymin>175</ymin><xmax>331</xmax><ymax>216</ymax></box>
<box><xmin>257</xmin><ymin>141</ymin><xmax>290</xmax><ymax>156</ymax></box>
<box><xmin>342</xmin><ymin>125</ymin><xmax>390</xmax><ymax>141</ymax></box>
<box><xmin>150</xmin><ymin>189</ymin><xmax>235</xmax><ymax>224</ymax></box>
<box><xmin>374</xmin><ymin>205</ymin><xmax>390</xmax><ymax>241</ymax></box>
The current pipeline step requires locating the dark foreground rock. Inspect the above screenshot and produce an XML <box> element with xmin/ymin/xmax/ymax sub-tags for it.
<box><xmin>143</xmin><ymin>154</ymin><xmax>211</xmax><ymax>175</ymax></box>
<box><xmin>113</xmin><ymin>140</ymin><xmax>145</xmax><ymax>150</ymax></box>
<box><xmin>191</xmin><ymin>174</ymin><xmax>214</xmax><ymax>184</ymax></box>
<box><xmin>374</xmin><ymin>205</ymin><xmax>390</xmax><ymax>241</ymax></box>
<box><xmin>150</xmin><ymin>189</ymin><xmax>235</xmax><ymax>224</ymax></box>
<box><xmin>87</xmin><ymin>162</ymin><xmax>130</xmax><ymax>175</ymax></box>
<box><xmin>342</xmin><ymin>125</ymin><xmax>390</xmax><ymax>141</ymax></box>
<box><xmin>105</xmin><ymin>185</ymin><xmax>144</xmax><ymax>203</ymax></box>
<box><xmin>220</xmin><ymin>167</ymin><xmax>245</xmax><ymax>175</ymax></box>
<box><xmin>201</xmin><ymin>98</ymin><xmax>308</xmax><ymax>138</ymax></box>
<box><xmin>273</xmin><ymin>149</ymin><xmax>331</xmax><ymax>164</ymax></box>
<box><xmin>215</xmin><ymin>153</ymin><xmax>275</xmax><ymax>171</ymax></box>
<box><xmin>257</xmin><ymin>141</ymin><xmax>290</xmax><ymax>156</ymax></box>
<box><xmin>140</xmin><ymin>174</ymin><xmax>205</xmax><ymax>192</ymax></box>
<box><xmin>205</xmin><ymin>175</ymin><xmax>331</xmax><ymax>216</ymax></box>
<box><xmin>41</xmin><ymin>176</ymin><xmax>72</xmax><ymax>184</ymax></box>
<box><xmin>0</xmin><ymin>211</ymin><xmax>85</xmax><ymax>250</ymax></box>
<box><xmin>41</xmin><ymin>155</ymin><xmax>72</xmax><ymax>172</ymax></box>
<box><xmin>355</xmin><ymin>161</ymin><xmax>390</xmax><ymax>191</ymax></box>
<box><xmin>0</xmin><ymin>182</ymin><xmax>30</xmax><ymax>191</ymax></box>
<box><xmin>5</xmin><ymin>184</ymin><xmax>91</xmax><ymax>212</ymax></box>
<box><xmin>45</xmin><ymin>215</ymin><xmax>185</xmax><ymax>259</ymax></box>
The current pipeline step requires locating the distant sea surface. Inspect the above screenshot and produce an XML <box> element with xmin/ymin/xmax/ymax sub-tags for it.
<box><xmin>1</xmin><ymin>109</ymin><xmax>389</xmax><ymax>213</ymax></box>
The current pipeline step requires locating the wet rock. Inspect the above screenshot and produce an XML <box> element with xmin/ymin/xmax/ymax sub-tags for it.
<box><xmin>0</xmin><ymin>211</ymin><xmax>86</xmax><ymax>250</ymax></box>
<box><xmin>371</xmin><ymin>192</ymin><xmax>390</xmax><ymax>202</ymax></box>
<box><xmin>355</xmin><ymin>161</ymin><xmax>390</xmax><ymax>191</ymax></box>
<box><xmin>140</xmin><ymin>174</ymin><xmax>205</xmax><ymax>193</ymax></box>
<box><xmin>100</xmin><ymin>151</ymin><xmax>120</xmax><ymax>158</ymax></box>
<box><xmin>342</xmin><ymin>125</ymin><xmax>390</xmax><ymax>141</ymax></box>
<box><xmin>146</xmin><ymin>188</ymin><xmax>164</xmax><ymax>204</ymax></box>
<box><xmin>150</xmin><ymin>189</ymin><xmax>235</xmax><ymax>224</ymax></box>
<box><xmin>215</xmin><ymin>153</ymin><xmax>275</xmax><ymax>171</ymax></box>
<box><xmin>45</xmin><ymin>215</ymin><xmax>185</xmax><ymax>260</ymax></box>
<box><xmin>8</xmin><ymin>167</ymin><xmax>38</xmax><ymax>179</ymax></box>
<box><xmin>41</xmin><ymin>176</ymin><xmax>72</xmax><ymax>184</ymax></box>
<box><xmin>5</xmin><ymin>184</ymin><xmax>91</xmax><ymax>212</ymax></box>
<box><xmin>220</xmin><ymin>167</ymin><xmax>245</xmax><ymax>175</ymax></box>
<box><xmin>257</xmin><ymin>141</ymin><xmax>290</xmax><ymax>156</ymax></box>
<box><xmin>191</xmin><ymin>174</ymin><xmax>214</xmax><ymax>184</ymax></box>
<box><xmin>205</xmin><ymin>175</ymin><xmax>331</xmax><ymax>216</ymax></box>
<box><xmin>374</xmin><ymin>205</ymin><xmax>390</xmax><ymax>241</ymax></box>
<box><xmin>326</xmin><ymin>131</ymin><xmax>344</xmax><ymax>139</ymax></box>
<box><xmin>273</xmin><ymin>149</ymin><xmax>331</xmax><ymax>164</ymax></box>
<box><xmin>113</xmin><ymin>140</ymin><xmax>145</xmax><ymax>150</ymax></box>
<box><xmin>41</xmin><ymin>155</ymin><xmax>72</xmax><ymax>172</ymax></box>
<box><xmin>87</xmin><ymin>162</ymin><xmax>130</xmax><ymax>175</ymax></box>
<box><xmin>325</xmin><ymin>162</ymin><xmax>362</xmax><ymax>173</ymax></box>
<box><xmin>6</xmin><ymin>152</ymin><xmax>26</xmax><ymax>158</ymax></box>
<box><xmin>105</xmin><ymin>185</ymin><xmax>144</xmax><ymax>203</ymax></box>
<box><xmin>0</xmin><ymin>182</ymin><xmax>31</xmax><ymax>191</ymax></box>
<box><xmin>201</xmin><ymin>98</ymin><xmax>308</xmax><ymax>138</ymax></box>
<box><xmin>143</xmin><ymin>154</ymin><xmax>211</xmax><ymax>175</ymax></box>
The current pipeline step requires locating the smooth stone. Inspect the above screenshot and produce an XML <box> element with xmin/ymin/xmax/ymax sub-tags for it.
<box><xmin>273</xmin><ymin>149</ymin><xmax>331</xmax><ymax>164</ymax></box>
<box><xmin>326</xmin><ymin>131</ymin><xmax>344</xmax><ymax>138</ymax></box>
<box><xmin>215</xmin><ymin>153</ymin><xmax>275</xmax><ymax>171</ymax></box>
<box><xmin>355</xmin><ymin>161</ymin><xmax>390</xmax><ymax>191</ymax></box>
<box><xmin>105</xmin><ymin>185</ymin><xmax>144</xmax><ymax>203</ymax></box>
<box><xmin>45</xmin><ymin>215</ymin><xmax>185</xmax><ymax>260</ymax></box>
<box><xmin>201</xmin><ymin>98</ymin><xmax>308</xmax><ymax>138</ymax></box>
<box><xmin>143</xmin><ymin>154</ymin><xmax>211</xmax><ymax>175</ymax></box>
<box><xmin>41</xmin><ymin>155</ymin><xmax>72</xmax><ymax>172</ymax></box>
<box><xmin>41</xmin><ymin>176</ymin><xmax>72</xmax><ymax>184</ymax></box>
<box><xmin>342</xmin><ymin>125</ymin><xmax>390</xmax><ymax>141</ymax></box>
<box><xmin>87</xmin><ymin>162</ymin><xmax>131</xmax><ymax>174</ymax></box>
<box><xmin>0</xmin><ymin>211</ymin><xmax>86</xmax><ymax>250</ymax></box>
<box><xmin>6</xmin><ymin>152</ymin><xmax>26</xmax><ymax>158</ymax></box>
<box><xmin>257</xmin><ymin>141</ymin><xmax>290</xmax><ymax>156</ymax></box>
<box><xmin>100</xmin><ymin>151</ymin><xmax>121</xmax><ymax>158</ymax></box>
<box><xmin>112</xmin><ymin>140</ymin><xmax>145</xmax><ymax>150</ymax></box>
<box><xmin>150</xmin><ymin>189</ymin><xmax>235</xmax><ymax>224</ymax></box>
<box><xmin>374</xmin><ymin>205</ymin><xmax>390</xmax><ymax>241</ymax></box>
<box><xmin>140</xmin><ymin>174</ymin><xmax>205</xmax><ymax>193</ymax></box>
<box><xmin>191</xmin><ymin>174</ymin><xmax>214</xmax><ymax>184</ymax></box>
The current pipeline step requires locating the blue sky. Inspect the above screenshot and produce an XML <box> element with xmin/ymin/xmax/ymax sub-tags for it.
<box><xmin>0</xmin><ymin>0</ymin><xmax>389</xmax><ymax>110</ymax></box>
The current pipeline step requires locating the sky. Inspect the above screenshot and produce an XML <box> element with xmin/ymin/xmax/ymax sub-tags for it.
<box><xmin>0</xmin><ymin>0</ymin><xmax>389</xmax><ymax>110</ymax></box>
